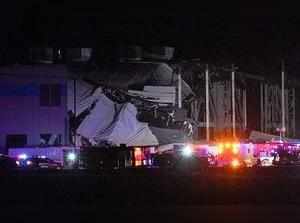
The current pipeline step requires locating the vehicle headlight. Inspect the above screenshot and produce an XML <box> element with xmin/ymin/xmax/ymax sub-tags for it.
<box><xmin>231</xmin><ymin>159</ymin><xmax>240</xmax><ymax>168</ymax></box>
<box><xmin>26</xmin><ymin>160</ymin><xmax>32</xmax><ymax>166</ymax></box>
<box><xmin>67</xmin><ymin>152</ymin><xmax>77</xmax><ymax>161</ymax></box>
<box><xmin>182</xmin><ymin>146</ymin><xmax>193</xmax><ymax>157</ymax></box>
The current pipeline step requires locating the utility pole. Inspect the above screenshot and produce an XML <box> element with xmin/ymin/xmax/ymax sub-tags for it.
<box><xmin>178</xmin><ymin>69</ymin><xmax>182</xmax><ymax>109</ymax></box>
<box><xmin>260</xmin><ymin>83</ymin><xmax>264</xmax><ymax>132</ymax></box>
<box><xmin>73</xmin><ymin>78</ymin><xmax>77</xmax><ymax>147</ymax></box>
<box><xmin>231</xmin><ymin>64</ymin><xmax>236</xmax><ymax>139</ymax></box>
<box><xmin>243</xmin><ymin>89</ymin><xmax>247</xmax><ymax>130</ymax></box>
<box><xmin>281</xmin><ymin>60</ymin><xmax>286</xmax><ymax>138</ymax></box>
<box><xmin>205</xmin><ymin>64</ymin><xmax>210</xmax><ymax>141</ymax></box>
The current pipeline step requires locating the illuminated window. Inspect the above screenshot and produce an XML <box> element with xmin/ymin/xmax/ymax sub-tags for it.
<box><xmin>40</xmin><ymin>84</ymin><xmax>61</xmax><ymax>107</ymax></box>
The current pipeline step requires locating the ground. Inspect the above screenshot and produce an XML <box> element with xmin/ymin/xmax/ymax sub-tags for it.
<box><xmin>1</xmin><ymin>167</ymin><xmax>300</xmax><ymax>222</ymax></box>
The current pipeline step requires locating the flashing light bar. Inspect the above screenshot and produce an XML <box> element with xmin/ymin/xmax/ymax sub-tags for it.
<box><xmin>18</xmin><ymin>154</ymin><xmax>27</xmax><ymax>160</ymax></box>
<box><xmin>217</xmin><ymin>142</ymin><xmax>240</xmax><ymax>154</ymax></box>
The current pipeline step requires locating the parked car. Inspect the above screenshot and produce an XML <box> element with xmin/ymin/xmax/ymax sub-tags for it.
<box><xmin>0</xmin><ymin>154</ymin><xmax>18</xmax><ymax>170</ymax></box>
<box><xmin>272</xmin><ymin>149</ymin><xmax>299</xmax><ymax>166</ymax></box>
<box><xmin>152</xmin><ymin>153</ymin><xmax>176</xmax><ymax>168</ymax></box>
<box><xmin>255</xmin><ymin>151</ymin><xmax>275</xmax><ymax>167</ymax></box>
<box><xmin>153</xmin><ymin>151</ymin><xmax>210</xmax><ymax>171</ymax></box>
<box><xmin>18</xmin><ymin>157</ymin><xmax>62</xmax><ymax>170</ymax></box>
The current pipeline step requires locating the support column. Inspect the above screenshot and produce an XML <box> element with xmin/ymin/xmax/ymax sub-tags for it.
<box><xmin>73</xmin><ymin>79</ymin><xmax>77</xmax><ymax>147</ymax></box>
<box><xmin>281</xmin><ymin>61</ymin><xmax>286</xmax><ymax>137</ymax></box>
<box><xmin>178</xmin><ymin>71</ymin><xmax>182</xmax><ymax>109</ymax></box>
<box><xmin>264</xmin><ymin>84</ymin><xmax>268</xmax><ymax>132</ymax></box>
<box><xmin>205</xmin><ymin>64</ymin><xmax>210</xmax><ymax>141</ymax></box>
<box><xmin>260</xmin><ymin>82</ymin><xmax>264</xmax><ymax>132</ymax></box>
<box><xmin>292</xmin><ymin>88</ymin><xmax>296</xmax><ymax>137</ymax></box>
<box><xmin>231</xmin><ymin>65</ymin><xmax>236</xmax><ymax>138</ymax></box>
<box><xmin>243</xmin><ymin>89</ymin><xmax>247</xmax><ymax>130</ymax></box>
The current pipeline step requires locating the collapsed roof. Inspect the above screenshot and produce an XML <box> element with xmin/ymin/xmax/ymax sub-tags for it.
<box><xmin>68</xmin><ymin>61</ymin><xmax>195</xmax><ymax>146</ymax></box>
<box><xmin>78</xmin><ymin>61</ymin><xmax>194</xmax><ymax>100</ymax></box>
<box><xmin>67</xmin><ymin>79</ymin><xmax>188</xmax><ymax>146</ymax></box>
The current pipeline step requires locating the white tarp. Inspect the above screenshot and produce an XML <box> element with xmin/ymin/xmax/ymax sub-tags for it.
<box><xmin>77</xmin><ymin>94</ymin><xmax>118</xmax><ymax>139</ymax></box>
<box><xmin>77</xmin><ymin>94</ymin><xmax>158</xmax><ymax>147</ymax></box>
<box><xmin>67</xmin><ymin>79</ymin><xmax>102</xmax><ymax>115</ymax></box>
<box><xmin>125</xmin><ymin>123</ymin><xmax>159</xmax><ymax>147</ymax></box>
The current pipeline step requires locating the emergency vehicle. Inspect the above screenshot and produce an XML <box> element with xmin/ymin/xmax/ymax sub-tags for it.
<box><xmin>213</xmin><ymin>142</ymin><xmax>246</xmax><ymax>168</ymax></box>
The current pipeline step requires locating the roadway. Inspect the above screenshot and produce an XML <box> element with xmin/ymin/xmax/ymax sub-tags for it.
<box><xmin>1</xmin><ymin>167</ymin><xmax>300</xmax><ymax>222</ymax></box>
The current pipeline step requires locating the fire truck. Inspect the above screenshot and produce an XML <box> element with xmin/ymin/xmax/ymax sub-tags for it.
<box><xmin>152</xmin><ymin>141</ymin><xmax>251</xmax><ymax>169</ymax></box>
<box><xmin>212</xmin><ymin>142</ymin><xmax>247</xmax><ymax>168</ymax></box>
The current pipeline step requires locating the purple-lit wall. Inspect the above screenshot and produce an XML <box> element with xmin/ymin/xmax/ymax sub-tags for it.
<box><xmin>0</xmin><ymin>65</ymin><xmax>70</xmax><ymax>154</ymax></box>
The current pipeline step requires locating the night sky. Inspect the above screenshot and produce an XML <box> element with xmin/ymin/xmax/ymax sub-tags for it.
<box><xmin>1</xmin><ymin>2</ymin><xmax>300</xmax><ymax>77</ymax></box>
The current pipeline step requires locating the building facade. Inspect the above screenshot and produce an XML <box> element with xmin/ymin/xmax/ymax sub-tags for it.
<box><xmin>0</xmin><ymin>53</ymin><xmax>299</xmax><ymax>154</ymax></box>
<box><xmin>0</xmin><ymin>65</ymin><xmax>70</xmax><ymax>154</ymax></box>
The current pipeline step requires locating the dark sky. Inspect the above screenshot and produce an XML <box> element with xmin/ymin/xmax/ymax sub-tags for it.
<box><xmin>1</xmin><ymin>2</ymin><xmax>300</xmax><ymax>77</ymax></box>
